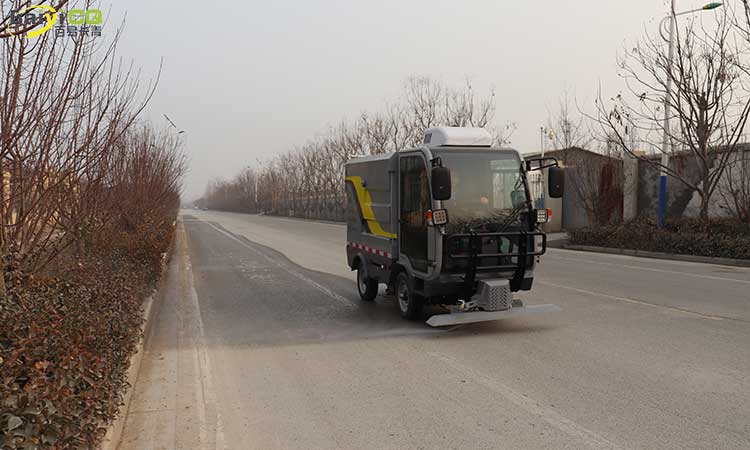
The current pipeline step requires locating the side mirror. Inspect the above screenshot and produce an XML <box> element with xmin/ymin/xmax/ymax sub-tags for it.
<box><xmin>431</xmin><ymin>166</ymin><xmax>452</xmax><ymax>201</ymax></box>
<box><xmin>548</xmin><ymin>166</ymin><xmax>565</xmax><ymax>199</ymax></box>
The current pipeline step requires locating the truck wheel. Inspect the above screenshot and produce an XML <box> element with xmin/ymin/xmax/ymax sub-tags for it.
<box><xmin>357</xmin><ymin>266</ymin><xmax>378</xmax><ymax>302</ymax></box>
<box><xmin>396</xmin><ymin>272</ymin><xmax>423</xmax><ymax>320</ymax></box>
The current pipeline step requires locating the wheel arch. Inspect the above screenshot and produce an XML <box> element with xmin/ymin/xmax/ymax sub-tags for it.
<box><xmin>352</xmin><ymin>252</ymin><xmax>369</xmax><ymax>278</ymax></box>
<box><xmin>388</xmin><ymin>262</ymin><xmax>406</xmax><ymax>288</ymax></box>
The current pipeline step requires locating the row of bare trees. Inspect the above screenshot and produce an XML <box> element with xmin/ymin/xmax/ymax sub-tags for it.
<box><xmin>200</xmin><ymin>77</ymin><xmax>515</xmax><ymax>219</ymax></box>
<box><xmin>0</xmin><ymin>3</ymin><xmax>186</xmax><ymax>298</ymax></box>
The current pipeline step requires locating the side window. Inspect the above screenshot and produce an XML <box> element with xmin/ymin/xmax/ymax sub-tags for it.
<box><xmin>401</xmin><ymin>156</ymin><xmax>429</xmax><ymax>218</ymax></box>
<box><xmin>400</xmin><ymin>155</ymin><xmax>429</xmax><ymax>269</ymax></box>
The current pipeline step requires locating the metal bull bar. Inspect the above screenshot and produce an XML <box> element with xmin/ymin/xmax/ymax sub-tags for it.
<box><xmin>447</xmin><ymin>231</ymin><xmax>547</xmax><ymax>286</ymax></box>
<box><xmin>425</xmin><ymin>231</ymin><xmax>559</xmax><ymax>328</ymax></box>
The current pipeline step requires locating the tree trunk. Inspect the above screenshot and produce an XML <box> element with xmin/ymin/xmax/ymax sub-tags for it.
<box><xmin>699</xmin><ymin>165</ymin><xmax>712</xmax><ymax>222</ymax></box>
<box><xmin>699</xmin><ymin>193</ymin><xmax>710</xmax><ymax>221</ymax></box>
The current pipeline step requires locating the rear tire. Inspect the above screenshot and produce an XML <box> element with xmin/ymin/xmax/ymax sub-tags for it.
<box><xmin>356</xmin><ymin>266</ymin><xmax>378</xmax><ymax>302</ymax></box>
<box><xmin>396</xmin><ymin>272</ymin><xmax>423</xmax><ymax>320</ymax></box>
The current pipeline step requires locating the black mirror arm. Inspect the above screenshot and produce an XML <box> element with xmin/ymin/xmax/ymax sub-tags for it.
<box><xmin>525</xmin><ymin>157</ymin><xmax>560</xmax><ymax>172</ymax></box>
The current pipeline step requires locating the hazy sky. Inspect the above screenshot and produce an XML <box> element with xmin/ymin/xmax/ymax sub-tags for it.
<box><xmin>106</xmin><ymin>0</ymin><xmax>715</xmax><ymax>201</ymax></box>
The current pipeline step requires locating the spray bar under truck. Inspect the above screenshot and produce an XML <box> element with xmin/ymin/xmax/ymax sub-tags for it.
<box><xmin>344</xmin><ymin>127</ymin><xmax>565</xmax><ymax>327</ymax></box>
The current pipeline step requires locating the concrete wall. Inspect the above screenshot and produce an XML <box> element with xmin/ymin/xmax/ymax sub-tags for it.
<box><xmin>562</xmin><ymin>180</ymin><xmax>590</xmax><ymax>230</ymax></box>
<box><xmin>527</xmin><ymin>146</ymin><xmax>749</xmax><ymax>228</ymax></box>
<box><xmin>557</xmin><ymin>148</ymin><xmax>623</xmax><ymax>230</ymax></box>
<box><xmin>633</xmin><ymin>147</ymin><xmax>750</xmax><ymax>220</ymax></box>
<box><xmin>623</xmin><ymin>154</ymin><xmax>639</xmax><ymax>221</ymax></box>
<box><xmin>526</xmin><ymin>148</ymin><xmax>627</xmax><ymax>230</ymax></box>
<box><xmin>636</xmin><ymin>155</ymin><xmax>706</xmax><ymax>219</ymax></box>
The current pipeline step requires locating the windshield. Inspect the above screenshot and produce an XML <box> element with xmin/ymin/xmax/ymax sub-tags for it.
<box><xmin>433</xmin><ymin>150</ymin><xmax>528</xmax><ymax>233</ymax></box>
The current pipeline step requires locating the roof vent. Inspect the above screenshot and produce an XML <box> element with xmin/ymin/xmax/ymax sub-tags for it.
<box><xmin>423</xmin><ymin>127</ymin><xmax>493</xmax><ymax>148</ymax></box>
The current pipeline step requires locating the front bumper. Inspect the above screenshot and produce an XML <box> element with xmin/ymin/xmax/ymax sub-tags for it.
<box><xmin>422</xmin><ymin>274</ymin><xmax>534</xmax><ymax>300</ymax></box>
<box><xmin>426</xmin><ymin>304</ymin><xmax>562</xmax><ymax>327</ymax></box>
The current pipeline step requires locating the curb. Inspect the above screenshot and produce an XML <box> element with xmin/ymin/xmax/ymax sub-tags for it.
<box><xmin>563</xmin><ymin>244</ymin><xmax>750</xmax><ymax>268</ymax></box>
<box><xmin>99</xmin><ymin>229</ymin><xmax>177</xmax><ymax>450</ymax></box>
<box><xmin>547</xmin><ymin>239</ymin><xmax>568</xmax><ymax>249</ymax></box>
<box><xmin>99</xmin><ymin>295</ymin><xmax>155</xmax><ymax>450</ymax></box>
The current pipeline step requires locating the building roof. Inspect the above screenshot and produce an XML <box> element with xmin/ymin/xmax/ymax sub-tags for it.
<box><xmin>524</xmin><ymin>146</ymin><xmax>621</xmax><ymax>162</ymax></box>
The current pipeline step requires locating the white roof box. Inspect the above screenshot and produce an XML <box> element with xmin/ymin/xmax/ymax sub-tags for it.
<box><xmin>423</xmin><ymin>127</ymin><xmax>493</xmax><ymax>148</ymax></box>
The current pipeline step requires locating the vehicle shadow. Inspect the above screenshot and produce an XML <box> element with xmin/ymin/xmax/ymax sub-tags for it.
<box><xmin>158</xmin><ymin>218</ymin><xmax>560</xmax><ymax>352</ymax></box>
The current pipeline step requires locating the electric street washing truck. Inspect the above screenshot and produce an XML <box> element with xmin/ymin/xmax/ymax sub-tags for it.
<box><xmin>345</xmin><ymin>127</ymin><xmax>565</xmax><ymax>327</ymax></box>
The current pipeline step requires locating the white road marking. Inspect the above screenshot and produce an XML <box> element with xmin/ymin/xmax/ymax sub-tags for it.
<box><xmin>538</xmin><ymin>280</ymin><xmax>725</xmax><ymax>321</ymax></box>
<box><xmin>546</xmin><ymin>253</ymin><xmax>750</xmax><ymax>285</ymax></box>
<box><xmin>431</xmin><ymin>352</ymin><xmax>625</xmax><ymax>450</ymax></box>
<box><xmin>183</xmin><ymin>224</ymin><xmax>227</xmax><ymax>450</ymax></box>
<box><xmin>203</xmin><ymin>221</ymin><xmax>355</xmax><ymax>308</ymax></box>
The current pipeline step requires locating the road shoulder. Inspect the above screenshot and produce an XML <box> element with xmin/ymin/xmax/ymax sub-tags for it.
<box><xmin>117</xmin><ymin>220</ymin><xmax>224</xmax><ymax>450</ymax></box>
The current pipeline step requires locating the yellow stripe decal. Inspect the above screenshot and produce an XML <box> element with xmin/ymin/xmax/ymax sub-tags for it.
<box><xmin>346</xmin><ymin>176</ymin><xmax>398</xmax><ymax>239</ymax></box>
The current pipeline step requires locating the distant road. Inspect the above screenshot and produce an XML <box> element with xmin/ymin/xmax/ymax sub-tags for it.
<box><xmin>120</xmin><ymin>210</ymin><xmax>750</xmax><ymax>450</ymax></box>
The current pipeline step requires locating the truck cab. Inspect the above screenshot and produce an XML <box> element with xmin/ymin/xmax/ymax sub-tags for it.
<box><xmin>345</xmin><ymin>127</ymin><xmax>564</xmax><ymax>324</ymax></box>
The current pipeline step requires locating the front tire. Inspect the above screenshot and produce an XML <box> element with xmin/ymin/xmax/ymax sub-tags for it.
<box><xmin>357</xmin><ymin>266</ymin><xmax>378</xmax><ymax>302</ymax></box>
<box><xmin>396</xmin><ymin>272</ymin><xmax>423</xmax><ymax>320</ymax></box>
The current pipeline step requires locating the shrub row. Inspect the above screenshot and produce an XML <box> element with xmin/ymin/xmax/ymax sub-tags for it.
<box><xmin>0</xmin><ymin>219</ymin><xmax>175</xmax><ymax>449</ymax></box>
<box><xmin>568</xmin><ymin>218</ymin><xmax>750</xmax><ymax>260</ymax></box>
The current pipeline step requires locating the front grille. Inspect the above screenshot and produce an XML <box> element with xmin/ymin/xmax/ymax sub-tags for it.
<box><xmin>476</xmin><ymin>280</ymin><xmax>512</xmax><ymax>311</ymax></box>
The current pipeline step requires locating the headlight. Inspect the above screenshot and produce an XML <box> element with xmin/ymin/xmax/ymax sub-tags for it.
<box><xmin>536</xmin><ymin>209</ymin><xmax>549</xmax><ymax>224</ymax></box>
<box><xmin>431</xmin><ymin>209</ymin><xmax>449</xmax><ymax>226</ymax></box>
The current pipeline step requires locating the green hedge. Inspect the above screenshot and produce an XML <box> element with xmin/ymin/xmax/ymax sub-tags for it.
<box><xmin>568</xmin><ymin>218</ymin><xmax>750</xmax><ymax>260</ymax></box>
<box><xmin>0</xmin><ymin>219</ymin><xmax>174</xmax><ymax>449</ymax></box>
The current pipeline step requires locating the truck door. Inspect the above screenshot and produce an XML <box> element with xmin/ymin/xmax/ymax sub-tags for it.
<box><xmin>400</xmin><ymin>155</ymin><xmax>429</xmax><ymax>272</ymax></box>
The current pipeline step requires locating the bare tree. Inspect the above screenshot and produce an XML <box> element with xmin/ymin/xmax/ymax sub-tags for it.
<box><xmin>544</xmin><ymin>90</ymin><xmax>624</xmax><ymax>226</ymax></box>
<box><xmin>401</xmin><ymin>76</ymin><xmax>508</xmax><ymax>147</ymax></box>
<box><xmin>718</xmin><ymin>147</ymin><xmax>750</xmax><ymax>223</ymax></box>
<box><xmin>491</xmin><ymin>122</ymin><xmax>517</xmax><ymax>147</ymax></box>
<box><xmin>234</xmin><ymin>167</ymin><xmax>258</xmax><ymax>212</ymax></box>
<box><xmin>0</xmin><ymin>11</ymin><xmax>161</xmax><ymax>298</ymax></box>
<box><xmin>359</xmin><ymin>112</ymin><xmax>396</xmax><ymax>155</ymax></box>
<box><xmin>546</xmin><ymin>89</ymin><xmax>593</xmax><ymax>150</ymax></box>
<box><xmin>595</xmin><ymin>9</ymin><xmax>750</xmax><ymax>220</ymax></box>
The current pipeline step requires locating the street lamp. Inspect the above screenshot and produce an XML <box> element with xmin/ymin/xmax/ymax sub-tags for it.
<box><xmin>164</xmin><ymin>114</ymin><xmax>186</xmax><ymax>134</ymax></box>
<box><xmin>657</xmin><ymin>1</ymin><xmax>722</xmax><ymax>228</ymax></box>
<box><xmin>539</xmin><ymin>126</ymin><xmax>547</xmax><ymax>209</ymax></box>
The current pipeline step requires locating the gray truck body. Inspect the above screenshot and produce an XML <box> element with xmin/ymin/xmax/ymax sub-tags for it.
<box><xmin>344</xmin><ymin>127</ymin><xmax>561</xmax><ymax>325</ymax></box>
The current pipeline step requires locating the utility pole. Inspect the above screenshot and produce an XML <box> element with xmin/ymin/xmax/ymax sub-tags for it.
<box><xmin>539</xmin><ymin>126</ymin><xmax>547</xmax><ymax>209</ymax></box>
<box><xmin>657</xmin><ymin>1</ymin><xmax>723</xmax><ymax>227</ymax></box>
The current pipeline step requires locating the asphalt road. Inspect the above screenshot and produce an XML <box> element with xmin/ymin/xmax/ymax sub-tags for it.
<box><xmin>120</xmin><ymin>210</ymin><xmax>750</xmax><ymax>450</ymax></box>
